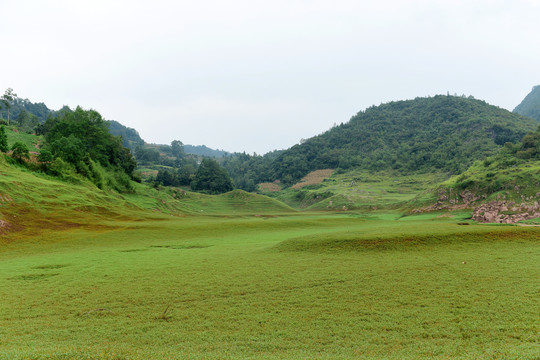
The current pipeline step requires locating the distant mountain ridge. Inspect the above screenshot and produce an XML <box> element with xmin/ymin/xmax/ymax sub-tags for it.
<box><xmin>107</xmin><ymin>120</ymin><xmax>229</xmax><ymax>156</ymax></box>
<box><xmin>0</xmin><ymin>91</ymin><xmax>229</xmax><ymax>156</ymax></box>
<box><xmin>107</xmin><ymin>120</ymin><xmax>145</xmax><ymax>150</ymax></box>
<box><xmin>514</xmin><ymin>85</ymin><xmax>540</xmax><ymax>121</ymax></box>
<box><xmin>183</xmin><ymin>144</ymin><xmax>229</xmax><ymax>157</ymax></box>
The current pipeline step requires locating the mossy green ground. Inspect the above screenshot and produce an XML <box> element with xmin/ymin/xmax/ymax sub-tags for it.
<box><xmin>1</xmin><ymin>212</ymin><xmax>538</xmax><ymax>359</ymax></box>
<box><xmin>0</xmin><ymin>157</ymin><xmax>539</xmax><ymax>359</ymax></box>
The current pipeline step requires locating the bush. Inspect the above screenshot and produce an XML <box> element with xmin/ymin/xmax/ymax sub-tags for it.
<box><xmin>191</xmin><ymin>158</ymin><xmax>233</xmax><ymax>194</ymax></box>
<box><xmin>0</xmin><ymin>126</ymin><xmax>8</xmax><ymax>152</ymax></box>
<box><xmin>48</xmin><ymin>158</ymin><xmax>75</xmax><ymax>177</ymax></box>
<box><xmin>107</xmin><ymin>171</ymin><xmax>134</xmax><ymax>193</ymax></box>
<box><xmin>11</xmin><ymin>142</ymin><xmax>30</xmax><ymax>162</ymax></box>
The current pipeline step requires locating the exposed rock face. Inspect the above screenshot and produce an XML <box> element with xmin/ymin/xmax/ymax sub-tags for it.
<box><xmin>414</xmin><ymin>188</ymin><xmax>540</xmax><ymax>224</ymax></box>
<box><xmin>472</xmin><ymin>201</ymin><xmax>540</xmax><ymax>224</ymax></box>
<box><xmin>413</xmin><ymin>189</ymin><xmax>486</xmax><ymax>213</ymax></box>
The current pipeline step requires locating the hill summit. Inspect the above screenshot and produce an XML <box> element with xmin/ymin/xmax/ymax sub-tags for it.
<box><xmin>269</xmin><ymin>95</ymin><xmax>538</xmax><ymax>183</ymax></box>
<box><xmin>514</xmin><ymin>85</ymin><xmax>540</xmax><ymax>121</ymax></box>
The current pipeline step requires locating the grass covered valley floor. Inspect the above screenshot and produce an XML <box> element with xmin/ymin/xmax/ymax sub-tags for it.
<box><xmin>1</xmin><ymin>210</ymin><xmax>539</xmax><ymax>359</ymax></box>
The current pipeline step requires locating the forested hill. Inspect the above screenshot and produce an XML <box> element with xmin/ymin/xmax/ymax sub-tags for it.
<box><xmin>183</xmin><ymin>145</ymin><xmax>229</xmax><ymax>157</ymax></box>
<box><xmin>107</xmin><ymin>120</ymin><xmax>145</xmax><ymax>150</ymax></box>
<box><xmin>106</xmin><ymin>120</ymin><xmax>228</xmax><ymax>157</ymax></box>
<box><xmin>269</xmin><ymin>95</ymin><xmax>538</xmax><ymax>183</ymax></box>
<box><xmin>514</xmin><ymin>85</ymin><xmax>540</xmax><ymax>121</ymax></box>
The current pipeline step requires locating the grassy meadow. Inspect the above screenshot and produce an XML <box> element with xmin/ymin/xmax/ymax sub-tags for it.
<box><xmin>0</xmin><ymin>157</ymin><xmax>539</xmax><ymax>359</ymax></box>
<box><xmin>1</xmin><ymin>209</ymin><xmax>539</xmax><ymax>359</ymax></box>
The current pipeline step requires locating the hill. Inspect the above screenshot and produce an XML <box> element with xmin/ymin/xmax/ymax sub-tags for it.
<box><xmin>107</xmin><ymin>120</ymin><xmax>145</xmax><ymax>150</ymax></box>
<box><xmin>0</xmin><ymin>152</ymin><xmax>293</xmax><ymax>236</ymax></box>
<box><xmin>0</xmin><ymin>96</ymin><xmax>55</xmax><ymax>125</ymax></box>
<box><xmin>269</xmin><ymin>95</ymin><xmax>538</xmax><ymax>184</ymax></box>
<box><xmin>184</xmin><ymin>144</ymin><xmax>229</xmax><ymax>157</ymax></box>
<box><xmin>413</xmin><ymin>125</ymin><xmax>540</xmax><ymax>223</ymax></box>
<box><xmin>514</xmin><ymin>85</ymin><xmax>540</xmax><ymax>121</ymax></box>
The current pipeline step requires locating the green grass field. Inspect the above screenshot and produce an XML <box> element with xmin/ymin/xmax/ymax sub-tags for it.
<box><xmin>267</xmin><ymin>170</ymin><xmax>448</xmax><ymax>210</ymax></box>
<box><xmin>0</xmin><ymin>156</ymin><xmax>539</xmax><ymax>359</ymax></box>
<box><xmin>1</xmin><ymin>212</ymin><xmax>538</xmax><ymax>359</ymax></box>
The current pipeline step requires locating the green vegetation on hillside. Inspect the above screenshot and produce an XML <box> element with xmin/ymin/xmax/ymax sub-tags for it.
<box><xmin>15</xmin><ymin>107</ymin><xmax>138</xmax><ymax>192</ymax></box>
<box><xmin>441</xmin><ymin>125</ymin><xmax>540</xmax><ymax>201</ymax></box>
<box><xmin>107</xmin><ymin>120</ymin><xmax>145</xmax><ymax>150</ymax></box>
<box><xmin>514</xmin><ymin>85</ymin><xmax>540</xmax><ymax>121</ymax></box>
<box><xmin>0</xmin><ymin>88</ymin><xmax>57</xmax><ymax>126</ymax></box>
<box><xmin>184</xmin><ymin>144</ymin><xmax>230</xmax><ymax>157</ymax></box>
<box><xmin>190</xmin><ymin>158</ymin><xmax>233</xmax><ymax>194</ymax></box>
<box><xmin>262</xmin><ymin>170</ymin><xmax>448</xmax><ymax>211</ymax></box>
<box><xmin>221</xmin><ymin>95</ymin><xmax>538</xmax><ymax>188</ymax></box>
<box><xmin>271</xmin><ymin>95</ymin><xmax>537</xmax><ymax>183</ymax></box>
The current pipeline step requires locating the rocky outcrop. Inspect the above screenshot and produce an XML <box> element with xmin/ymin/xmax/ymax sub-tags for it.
<box><xmin>472</xmin><ymin>200</ymin><xmax>540</xmax><ymax>224</ymax></box>
<box><xmin>412</xmin><ymin>189</ymin><xmax>486</xmax><ymax>213</ymax></box>
<box><xmin>413</xmin><ymin>188</ymin><xmax>540</xmax><ymax>224</ymax></box>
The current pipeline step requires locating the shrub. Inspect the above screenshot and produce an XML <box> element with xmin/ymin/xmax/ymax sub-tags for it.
<box><xmin>11</xmin><ymin>142</ymin><xmax>30</xmax><ymax>162</ymax></box>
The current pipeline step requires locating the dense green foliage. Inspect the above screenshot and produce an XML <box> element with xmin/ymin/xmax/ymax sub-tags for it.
<box><xmin>154</xmin><ymin>166</ymin><xmax>194</xmax><ymax>187</ymax></box>
<box><xmin>514</xmin><ymin>85</ymin><xmax>540</xmax><ymax>121</ymax></box>
<box><xmin>0</xmin><ymin>88</ymin><xmax>17</xmax><ymax>125</ymax></box>
<box><xmin>221</xmin><ymin>150</ymin><xmax>282</xmax><ymax>191</ymax></box>
<box><xmin>269</xmin><ymin>95</ymin><xmax>538</xmax><ymax>184</ymax></box>
<box><xmin>43</xmin><ymin>107</ymin><xmax>136</xmax><ymax>173</ymax></box>
<box><xmin>442</xmin><ymin>125</ymin><xmax>540</xmax><ymax>198</ymax></box>
<box><xmin>10</xmin><ymin>142</ymin><xmax>30</xmax><ymax>161</ymax></box>
<box><xmin>518</xmin><ymin>125</ymin><xmax>540</xmax><ymax>159</ymax></box>
<box><xmin>0</xmin><ymin>92</ymin><xmax>54</xmax><ymax>126</ymax></box>
<box><xmin>0</xmin><ymin>126</ymin><xmax>8</xmax><ymax>152</ymax></box>
<box><xmin>37</xmin><ymin>106</ymin><xmax>136</xmax><ymax>191</ymax></box>
<box><xmin>220</xmin><ymin>96</ymin><xmax>539</xmax><ymax>188</ymax></box>
<box><xmin>190</xmin><ymin>158</ymin><xmax>234</xmax><ymax>194</ymax></box>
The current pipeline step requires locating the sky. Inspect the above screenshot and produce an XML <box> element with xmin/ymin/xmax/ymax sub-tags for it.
<box><xmin>1</xmin><ymin>0</ymin><xmax>539</xmax><ymax>154</ymax></box>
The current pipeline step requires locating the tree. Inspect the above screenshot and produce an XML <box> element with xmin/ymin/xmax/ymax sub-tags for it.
<box><xmin>50</xmin><ymin>135</ymin><xmax>84</xmax><ymax>164</ymax></box>
<box><xmin>38</xmin><ymin>149</ymin><xmax>53</xmax><ymax>163</ymax></box>
<box><xmin>11</xmin><ymin>142</ymin><xmax>29</xmax><ymax>161</ymax></box>
<box><xmin>42</xmin><ymin>106</ymin><xmax>137</xmax><ymax>177</ymax></box>
<box><xmin>191</xmin><ymin>158</ymin><xmax>233</xmax><ymax>194</ymax></box>
<box><xmin>15</xmin><ymin>110</ymin><xmax>39</xmax><ymax>133</ymax></box>
<box><xmin>171</xmin><ymin>140</ymin><xmax>184</xmax><ymax>158</ymax></box>
<box><xmin>0</xmin><ymin>126</ymin><xmax>8</xmax><ymax>152</ymax></box>
<box><xmin>1</xmin><ymin>88</ymin><xmax>17</xmax><ymax>125</ymax></box>
<box><xmin>135</xmin><ymin>146</ymin><xmax>161</xmax><ymax>163</ymax></box>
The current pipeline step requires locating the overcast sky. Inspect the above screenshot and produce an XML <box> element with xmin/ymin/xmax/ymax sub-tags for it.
<box><xmin>2</xmin><ymin>0</ymin><xmax>539</xmax><ymax>153</ymax></box>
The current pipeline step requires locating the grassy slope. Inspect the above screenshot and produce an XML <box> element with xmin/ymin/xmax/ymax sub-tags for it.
<box><xmin>443</xmin><ymin>159</ymin><xmax>540</xmax><ymax>201</ymax></box>
<box><xmin>421</xmin><ymin>139</ymin><xmax>540</xmax><ymax>214</ymax></box>
<box><xmin>514</xmin><ymin>85</ymin><xmax>540</xmax><ymax>121</ymax></box>
<box><xmin>0</xmin><ymin>155</ymin><xmax>293</xmax><ymax>239</ymax></box>
<box><xmin>6</xmin><ymin>127</ymin><xmax>42</xmax><ymax>150</ymax></box>
<box><xmin>266</xmin><ymin>170</ymin><xmax>448</xmax><ymax>211</ymax></box>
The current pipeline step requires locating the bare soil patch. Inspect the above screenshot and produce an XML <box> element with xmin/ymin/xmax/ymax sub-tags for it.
<box><xmin>291</xmin><ymin>169</ymin><xmax>334</xmax><ymax>190</ymax></box>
